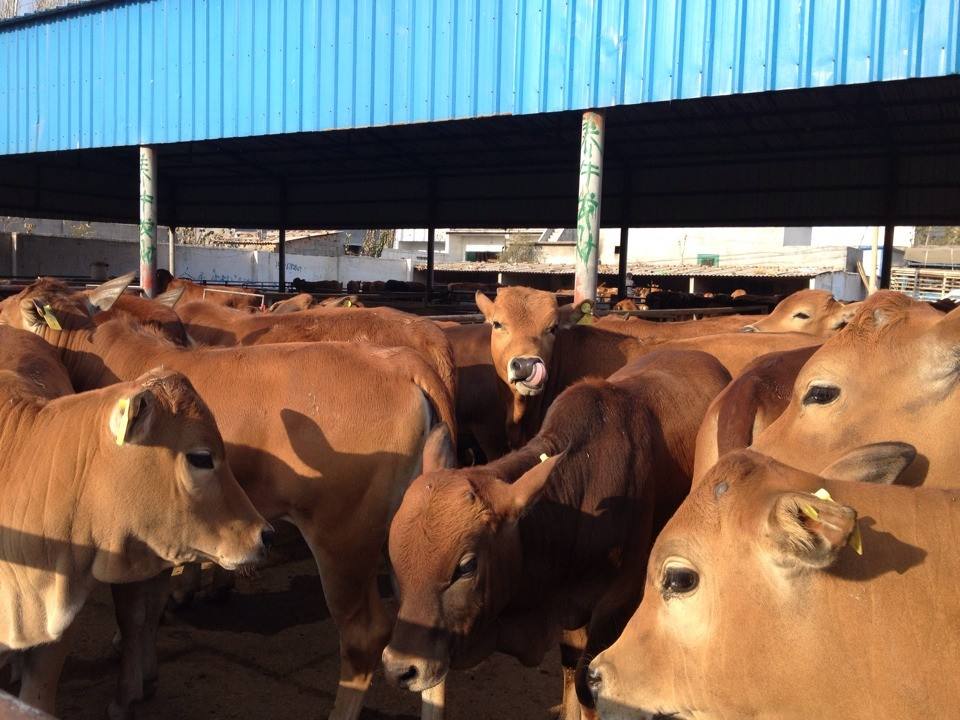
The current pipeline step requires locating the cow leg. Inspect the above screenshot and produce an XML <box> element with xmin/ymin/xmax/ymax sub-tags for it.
<box><xmin>301</xmin><ymin>530</ymin><xmax>394</xmax><ymax>720</ymax></box>
<box><xmin>558</xmin><ymin>628</ymin><xmax>587</xmax><ymax>720</ymax></box>
<box><xmin>18</xmin><ymin>621</ymin><xmax>79</xmax><ymax>714</ymax></box>
<box><xmin>110</xmin><ymin>571</ymin><xmax>172</xmax><ymax>720</ymax></box>
<box><xmin>421</xmin><ymin>680</ymin><xmax>446</xmax><ymax>720</ymax></box>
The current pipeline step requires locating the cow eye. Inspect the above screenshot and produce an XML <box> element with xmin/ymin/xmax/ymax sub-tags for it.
<box><xmin>186</xmin><ymin>451</ymin><xmax>215</xmax><ymax>469</ymax></box>
<box><xmin>662</xmin><ymin>566</ymin><xmax>699</xmax><ymax>598</ymax></box>
<box><xmin>802</xmin><ymin>385</ymin><xmax>840</xmax><ymax>406</ymax></box>
<box><xmin>546</xmin><ymin>325</ymin><xmax>558</xmax><ymax>335</ymax></box>
<box><xmin>452</xmin><ymin>554</ymin><xmax>478</xmax><ymax>582</ymax></box>
<box><xmin>492</xmin><ymin>321</ymin><xmax>504</xmax><ymax>331</ymax></box>
<box><xmin>793</xmin><ymin>312</ymin><xmax>811</xmax><ymax>320</ymax></box>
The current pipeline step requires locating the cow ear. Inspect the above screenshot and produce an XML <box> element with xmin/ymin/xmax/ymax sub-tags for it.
<box><xmin>491</xmin><ymin>452</ymin><xmax>565</xmax><ymax>520</ymax></box>
<box><xmin>154</xmin><ymin>286</ymin><xmax>185</xmax><ymax>309</ymax></box>
<box><xmin>820</xmin><ymin>442</ymin><xmax>916</xmax><ymax>485</ymax></box>
<box><xmin>87</xmin><ymin>271</ymin><xmax>136</xmax><ymax>313</ymax></box>
<box><xmin>108</xmin><ymin>387</ymin><xmax>155</xmax><ymax>447</ymax></box>
<box><xmin>765</xmin><ymin>492</ymin><xmax>858</xmax><ymax>569</ymax></box>
<box><xmin>475</xmin><ymin>291</ymin><xmax>496</xmax><ymax>322</ymax></box>
<box><xmin>422</xmin><ymin>423</ymin><xmax>456</xmax><ymax>473</ymax></box>
<box><xmin>831</xmin><ymin>301</ymin><xmax>861</xmax><ymax>331</ymax></box>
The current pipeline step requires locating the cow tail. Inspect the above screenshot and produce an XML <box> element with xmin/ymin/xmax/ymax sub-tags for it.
<box><xmin>410</xmin><ymin>364</ymin><xmax>458</xmax><ymax>456</ymax></box>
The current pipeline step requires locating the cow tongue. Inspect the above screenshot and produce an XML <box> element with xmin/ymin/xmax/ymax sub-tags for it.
<box><xmin>527</xmin><ymin>361</ymin><xmax>546</xmax><ymax>387</ymax></box>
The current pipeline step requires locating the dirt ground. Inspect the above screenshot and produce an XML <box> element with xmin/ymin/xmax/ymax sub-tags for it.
<box><xmin>30</xmin><ymin>531</ymin><xmax>563</xmax><ymax>720</ymax></box>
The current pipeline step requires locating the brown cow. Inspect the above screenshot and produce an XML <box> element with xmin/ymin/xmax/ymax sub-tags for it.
<box><xmin>177</xmin><ymin>300</ymin><xmax>456</xmax><ymax>402</ymax></box>
<box><xmin>742</xmin><ymin>288</ymin><xmax>859</xmax><ymax>335</ymax></box>
<box><xmin>587</xmin><ymin>445</ymin><xmax>956</xmax><ymax>720</ymax></box>
<box><xmin>268</xmin><ymin>292</ymin><xmax>316</xmax><ymax>313</ymax></box>
<box><xmin>438</xmin><ymin>322</ymin><xmax>508</xmax><ymax>463</ymax></box>
<box><xmin>594</xmin><ymin>313</ymin><xmax>750</xmax><ymax>336</ymax></box>
<box><xmin>753</xmin><ymin>291</ymin><xmax>960</xmax><ymax>489</ymax></box>
<box><xmin>97</xmin><ymin>286</ymin><xmax>189</xmax><ymax>345</ymax></box>
<box><xmin>0</xmin><ymin>278</ymin><xmax>455</xmax><ymax>720</ymax></box>
<box><xmin>0</xmin><ymin>325</ymin><xmax>270</xmax><ymax>714</ymax></box>
<box><xmin>165</xmin><ymin>278</ymin><xmax>263</xmax><ymax>310</ymax></box>
<box><xmin>474</xmin><ymin>288</ymin><xmax>568</xmax><ymax>448</ymax></box>
<box><xmin>382</xmin><ymin>350</ymin><xmax>731</xmax><ymax>720</ymax></box>
<box><xmin>692</xmin><ymin>346</ymin><xmax>818</xmax><ymax>483</ymax></box>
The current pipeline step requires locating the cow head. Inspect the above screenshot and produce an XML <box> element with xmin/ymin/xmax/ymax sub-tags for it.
<box><xmin>92</xmin><ymin>368</ymin><xmax>273</xmax><ymax>581</ymax></box>
<box><xmin>754</xmin><ymin>291</ymin><xmax>954</xmax><ymax>485</ymax></box>
<box><xmin>588</xmin><ymin>445</ymin><xmax>913</xmax><ymax>719</ymax></box>
<box><xmin>742</xmin><ymin>289</ymin><xmax>859</xmax><ymax>336</ymax></box>
<box><xmin>475</xmin><ymin>288</ymin><xmax>571</xmax><ymax>398</ymax></box>
<box><xmin>382</xmin><ymin>425</ymin><xmax>563</xmax><ymax>692</ymax></box>
<box><xmin>0</xmin><ymin>274</ymin><xmax>133</xmax><ymax>339</ymax></box>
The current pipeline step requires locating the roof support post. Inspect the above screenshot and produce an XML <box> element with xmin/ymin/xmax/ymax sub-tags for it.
<box><xmin>138</xmin><ymin>146</ymin><xmax>158</xmax><ymax>298</ymax></box>
<box><xmin>278</xmin><ymin>183</ymin><xmax>287</xmax><ymax>293</ymax></box>
<box><xmin>879</xmin><ymin>154</ymin><xmax>899</xmax><ymax>290</ymax></box>
<box><xmin>575</xmin><ymin>110</ymin><xmax>605</xmax><ymax>307</ymax></box>
<box><xmin>425</xmin><ymin>177</ymin><xmax>437</xmax><ymax>306</ymax></box>
<box><xmin>617</xmin><ymin>169</ymin><xmax>632</xmax><ymax>301</ymax></box>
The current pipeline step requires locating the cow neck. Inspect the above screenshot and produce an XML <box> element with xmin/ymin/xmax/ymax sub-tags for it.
<box><xmin>486</xmin><ymin>439</ymin><xmax>581</xmax><ymax>598</ymax></box>
<box><xmin>57</xmin><ymin>321</ymin><xmax>184</xmax><ymax>391</ymax></box>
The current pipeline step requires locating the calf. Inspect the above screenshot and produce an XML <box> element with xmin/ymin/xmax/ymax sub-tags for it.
<box><xmin>742</xmin><ymin>288</ymin><xmax>859</xmax><ymax>335</ymax></box>
<box><xmin>754</xmin><ymin>291</ymin><xmax>960</xmax><ymax>488</ymax></box>
<box><xmin>383</xmin><ymin>350</ymin><xmax>730</xmax><ymax>719</ymax></box>
<box><xmin>0</xmin><ymin>278</ymin><xmax>455</xmax><ymax>720</ymax></box>
<box><xmin>0</xmin><ymin>326</ymin><xmax>269</xmax><ymax>714</ymax></box>
<box><xmin>588</xmin><ymin>444</ymin><xmax>957</xmax><ymax>720</ymax></box>
<box><xmin>178</xmin><ymin>300</ymin><xmax>456</xmax><ymax>402</ymax></box>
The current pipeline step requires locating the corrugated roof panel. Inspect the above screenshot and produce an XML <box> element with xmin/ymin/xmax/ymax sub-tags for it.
<box><xmin>2</xmin><ymin>0</ymin><xmax>959</xmax><ymax>155</ymax></box>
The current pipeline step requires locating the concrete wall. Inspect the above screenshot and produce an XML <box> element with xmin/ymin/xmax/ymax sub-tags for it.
<box><xmin>2</xmin><ymin>234</ymin><xmax>413</xmax><ymax>285</ymax></box>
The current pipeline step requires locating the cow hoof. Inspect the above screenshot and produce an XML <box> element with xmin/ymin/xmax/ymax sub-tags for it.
<box><xmin>106</xmin><ymin>700</ymin><xmax>135</xmax><ymax>720</ymax></box>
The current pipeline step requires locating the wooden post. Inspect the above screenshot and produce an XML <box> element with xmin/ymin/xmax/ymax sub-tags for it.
<box><xmin>425</xmin><ymin>177</ymin><xmax>437</xmax><ymax>305</ymax></box>
<box><xmin>138</xmin><ymin>147</ymin><xmax>158</xmax><ymax>297</ymax></box>
<box><xmin>574</xmin><ymin>110</ymin><xmax>604</xmax><ymax>306</ymax></box>
<box><xmin>278</xmin><ymin>227</ymin><xmax>286</xmax><ymax>293</ymax></box>
<box><xmin>168</xmin><ymin>225</ymin><xmax>177</xmax><ymax>278</ymax></box>
<box><xmin>879</xmin><ymin>154</ymin><xmax>898</xmax><ymax>290</ymax></box>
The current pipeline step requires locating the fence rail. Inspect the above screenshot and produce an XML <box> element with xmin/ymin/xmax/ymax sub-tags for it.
<box><xmin>890</xmin><ymin>267</ymin><xmax>960</xmax><ymax>301</ymax></box>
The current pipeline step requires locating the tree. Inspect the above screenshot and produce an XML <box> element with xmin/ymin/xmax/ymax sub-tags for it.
<box><xmin>360</xmin><ymin>229</ymin><xmax>394</xmax><ymax>258</ymax></box>
<box><xmin>915</xmin><ymin>227</ymin><xmax>960</xmax><ymax>246</ymax></box>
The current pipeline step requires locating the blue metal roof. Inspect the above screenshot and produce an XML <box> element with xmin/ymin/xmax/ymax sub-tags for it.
<box><xmin>2</xmin><ymin>0</ymin><xmax>959</xmax><ymax>156</ymax></box>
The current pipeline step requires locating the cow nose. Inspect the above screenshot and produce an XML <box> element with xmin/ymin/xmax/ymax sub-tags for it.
<box><xmin>260</xmin><ymin>528</ymin><xmax>276</xmax><ymax>549</ymax></box>
<box><xmin>741</xmin><ymin>324</ymin><xmax>758</xmax><ymax>333</ymax></box>
<box><xmin>397</xmin><ymin>665</ymin><xmax>419</xmax><ymax>689</ymax></box>
<box><xmin>508</xmin><ymin>356</ymin><xmax>539</xmax><ymax>380</ymax></box>
<box><xmin>586</xmin><ymin>665</ymin><xmax>603</xmax><ymax>696</ymax></box>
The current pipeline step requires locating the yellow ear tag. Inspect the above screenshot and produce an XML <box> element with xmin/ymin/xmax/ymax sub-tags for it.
<box><xmin>577</xmin><ymin>301</ymin><xmax>595</xmax><ymax>325</ymax></box>
<box><xmin>344</xmin><ymin>300</ymin><xmax>352</xmax><ymax>307</ymax></box>
<box><xmin>38</xmin><ymin>304</ymin><xmax>61</xmax><ymax>331</ymax></box>
<box><xmin>114</xmin><ymin>397</ymin><xmax>131</xmax><ymax>446</ymax></box>
<box><xmin>539</xmin><ymin>453</ymin><xmax>550</xmax><ymax>463</ymax></box>
<box><xmin>800</xmin><ymin>504</ymin><xmax>819</xmax><ymax>520</ymax></box>
<box><xmin>812</xmin><ymin>487</ymin><xmax>862</xmax><ymax>555</ymax></box>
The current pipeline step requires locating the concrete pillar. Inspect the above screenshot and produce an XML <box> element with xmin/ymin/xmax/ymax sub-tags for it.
<box><xmin>138</xmin><ymin>147</ymin><xmax>158</xmax><ymax>297</ymax></box>
<box><xmin>10</xmin><ymin>232</ymin><xmax>17</xmax><ymax>277</ymax></box>
<box><xmin>688</xmin><ymin>277</ymin><xmax>696</xmax><ymax>294</ymax></box>
<box><xmin>574</xmin><ymin>110</ymin><xmax>604</xmax><ymax>306</ymax></box>
<box><xmin>868</xmin><ymin>226</ymin><xmax>880</xmax><ymax>294</ymax></box>
<box><xmin>168</xmin><ymin>226</ymin><xmax>177</xmax><ymax>278</ymax></box>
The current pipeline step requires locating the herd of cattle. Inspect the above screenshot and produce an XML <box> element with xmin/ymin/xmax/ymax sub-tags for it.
<box><xmin>0</xmin><ymin>274</ymin><xmax>953</xmax><ymax>720</ymax></box>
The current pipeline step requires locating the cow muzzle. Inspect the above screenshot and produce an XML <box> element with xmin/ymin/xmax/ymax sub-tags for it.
<box><xmin>215</xmin><ymin>522</ymin><xmax>275</xmax><ymax>571</ymax></box>
<box><xmin>507</xmin><ymin>355</ymin><xmax>547</xmax><ymax>396</ymax></box>
<box><xmin>382</xmin><ymin>645</ymin><xmax>448</xmax><ymax>693</ymax></box>
<box><xmin>588</xmin><ymin>657</ymin><xmax>662</xmax><ymax>720</ymax></box>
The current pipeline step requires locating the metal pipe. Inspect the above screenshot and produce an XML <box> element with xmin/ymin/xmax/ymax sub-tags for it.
<box><xmin>425</xmin><ymin>227</ymin><xmax>436</xmax><ymax>304</ymax></box>
<box><xmin>278</xmin><ymin>226</ymin><xmax>286</xmax><ymax>293</ymax></box>
<box><xmin>574</xmin><ymin>110</ymin><xmax>605</xmax><ymax>306</ymax></box>
<box><xmin>880</xmin><ymin>224</ymin><xmax>895</xmax><ymax>289</ymax></box>
<box><xmin>617</xmin><ymin>170</ymin><xmax>631</xmax><ymax>300</ymax></box>
<box><xmin>138</xmin><ymin>146</ymin><xmax>158</xmax><ymax>297</ymax></box>
<box><xmin>869</xmin><ymin>225</ymin><xmax>879</xmax><ymax>294</ymax></box>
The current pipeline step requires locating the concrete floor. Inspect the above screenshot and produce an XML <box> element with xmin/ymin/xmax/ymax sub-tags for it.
<box><xmin>44</xmin><ymin>534</ymin><xmax>563</xmax><ymax>720</ymax></box>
